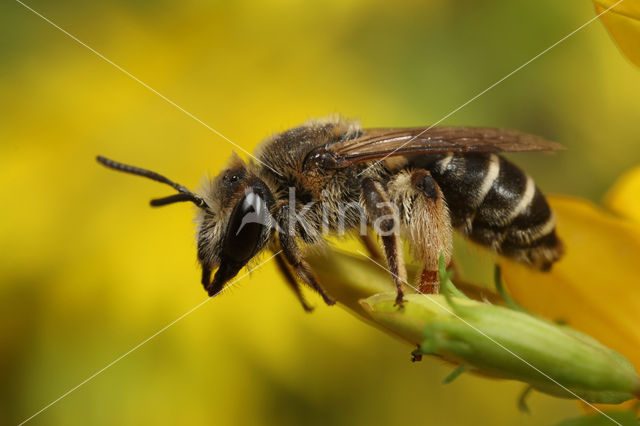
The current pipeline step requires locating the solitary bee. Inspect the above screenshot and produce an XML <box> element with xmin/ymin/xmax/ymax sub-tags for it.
<box><xmin>97</xmin><ymin>116</ymin><xmax>563</xmax><ymax>310</ymax></box>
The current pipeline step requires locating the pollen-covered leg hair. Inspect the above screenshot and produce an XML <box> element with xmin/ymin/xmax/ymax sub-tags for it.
<box><xmin>361</xmin><ymin>178</ymin><xmax>407</xmax><ymax>305</ymax></box>
<box><xmin>387</xmin><ymin>170</ymin><xmax>453</xmax><ymax>294</ymax></box>
<box><xmin>276</xmin><ymin>204</ymin><xmax>336</xmax><ymax>306</ymax></box>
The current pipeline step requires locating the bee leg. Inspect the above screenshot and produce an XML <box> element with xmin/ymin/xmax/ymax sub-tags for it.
<box><xmin>279</xmin><ymin>233</ymin><xmax>336</xmax><ymax>306</ymax></box>
<box><xmin>360</xmin><ymin>231</ymin><xmax>383</xmax><ymax>261</ymax></box>
<box><xmin>361</xmin><ymin>178</ymin><xmax>407</xmax><ymax>306</ymax></box>
<box><xmin>418</xmin><ymin>269</ymin><xmax>439</xmax><ymax>294</ymax></box>
<box><xmin>409</xmin><ymin>170</ymin><xmax>453</xmax><ymax>294</ymax></box>
<box><xmin>386</xmin><ymin>170</ymin><xmax>453</xmax><ymax>295</ymax></box>
<box><xmin>276</xmin><ymin>205</ymin><xmax>336</xmax><ymax>306</ymax></box>
<box><xmin>273</xmin><ymin>250</ymin><xmax>314</xmax><ymax>312</ymax></box>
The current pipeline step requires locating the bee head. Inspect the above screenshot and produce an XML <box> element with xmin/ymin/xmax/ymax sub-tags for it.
<box><xmin>196</xmin><ymin>156</ymin><xmax>275</xmax><ymax>296</ymax></box>
<box><xmin>96</xmin><ymin>155</ymin><xmax>275</xmax><ymax>297</ymax></box>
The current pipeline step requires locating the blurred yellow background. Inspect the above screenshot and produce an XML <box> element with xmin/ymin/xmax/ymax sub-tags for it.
<box><xmin>1</xmin><ymin>0</ymin><xmax>639</xmax><ymax>425</ymax></box>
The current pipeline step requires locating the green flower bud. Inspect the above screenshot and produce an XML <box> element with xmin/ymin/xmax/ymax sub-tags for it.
<box><xmin>363</xmin><ymin>292</ymin><xmax>639</xmax><ymax>403</ymax></box>
<box><xmin>308</xmin><ymin>250</ymin><xmax>640</xmax><ymax>404</ymax></box>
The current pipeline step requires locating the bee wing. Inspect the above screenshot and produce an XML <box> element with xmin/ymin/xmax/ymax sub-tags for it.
<box><xmin>324</xmin><ymin>127</ymin><xmax>564</xmax><ymax>167</ymax></box>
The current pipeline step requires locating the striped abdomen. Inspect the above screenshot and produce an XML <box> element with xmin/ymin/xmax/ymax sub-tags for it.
<box><xmin>412</xmin><ymin>153</ymin><xmax>563</xmax><ymax>270</ymax></box>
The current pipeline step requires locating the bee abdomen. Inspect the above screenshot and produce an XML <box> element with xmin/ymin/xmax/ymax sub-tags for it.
<box><xmin>427</xmin><ymin>153</ymin><xmax>563</xmax><ymax>270</ymax></box>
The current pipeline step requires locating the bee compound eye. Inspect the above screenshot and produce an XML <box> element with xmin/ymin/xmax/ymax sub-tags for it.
<box><xmin>222</xmin><ymin>192</ymin><xmax>269</xmax><ymax>264</ymax></box>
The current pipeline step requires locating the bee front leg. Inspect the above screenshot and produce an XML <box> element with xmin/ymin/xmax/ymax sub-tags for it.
<box><xmin>275</xmin><ymin>204</ymin><xmax>336</xmax><ymax>307</ymax></box>
<box><xmin>273</xmin><ymin>248</ymin><xmax>314</xmax><ymax>312</ymax></box>
<box><xmin>361</xmin><ymin>178</ymin><xmax>407</xmax><ymax>306</ymax></box>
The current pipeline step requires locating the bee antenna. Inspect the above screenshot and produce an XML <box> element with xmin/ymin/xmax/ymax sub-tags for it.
<box><xmin>149</xmin><ymin>193</ymin><xmax>208</xmax><ymax>208</ymax></box>
<box><xmin>96</xmin><ymin>156</ymin><xmax>209</xmax><ymax>209</ymax></box>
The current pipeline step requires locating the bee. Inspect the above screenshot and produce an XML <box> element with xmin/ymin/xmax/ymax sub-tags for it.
<box><xmin>97</xmin><ymin>116</ymin><xmax>563</xmax><ymax>310</ymax></box>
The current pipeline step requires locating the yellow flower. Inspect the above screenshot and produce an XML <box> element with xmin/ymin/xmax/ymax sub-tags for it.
<box><xmin>595</xmin><ymin>0</ymin><xmax>640</xmax><ymax>67</ymax></box>
<box><xmin>605</xmin><ymin>165</ymin><xmax>640</xmax><ymax>223</ymax></box>
<box><xmin>500</xmin><ymin>165</ymin><xmax>640</xmax><ymax>412</ymax></box>
<box><xmin>500</xmin><ymin>170</ymin><xmax>640</xmax><ymax>372</ymax></box>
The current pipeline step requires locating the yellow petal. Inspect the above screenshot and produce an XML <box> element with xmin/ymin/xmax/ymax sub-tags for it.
<box><xmin>500</xmin><ymin>196</ymin><xmax>640</xmax><ymax>370</ymax></box>
<box><xmin>604</xmin><ymin>165</ymin><xmax>640</xmax><ymax>224</ymax></box>
<box><xmin>595</xmin><ymin>1</ymin><xmax>640</xmax><ymax>68</ymax></box>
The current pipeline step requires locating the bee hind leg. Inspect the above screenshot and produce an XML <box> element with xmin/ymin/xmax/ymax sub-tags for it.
<box><xmin>418</xmin><ymin>269</ymin><xmax>439</xmax><ymax>294</ymax></box>
<box><xmin>387</xmin><ymin>169</ymin><xmax>453</xmax><ymax>295</ymax></box>
<box><xmin>411</xmin><ymin>170</ymin><xmax>453</xmax><ymax>295</ymax></box>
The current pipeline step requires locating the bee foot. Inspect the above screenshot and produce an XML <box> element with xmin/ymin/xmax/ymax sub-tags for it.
<box><xmin>394</xmin><ymin>295</ymin><xmax>406</xmax><ymax>309</ymax></box>
<box><xmin>323</xmin><ymin>296</ymin><xmax>337</xmax><ymax>306</ymax></box>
